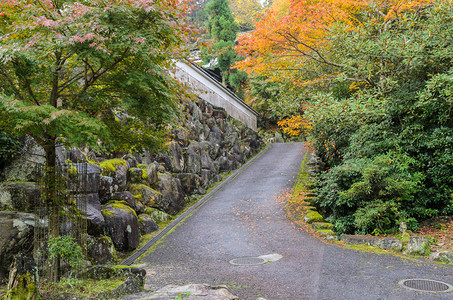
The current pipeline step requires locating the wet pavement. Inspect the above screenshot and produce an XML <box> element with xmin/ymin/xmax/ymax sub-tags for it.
<box><xmin>135</xmin><ymin>143</ymin><xmax>453</xmax><ymax>300</ymax></box>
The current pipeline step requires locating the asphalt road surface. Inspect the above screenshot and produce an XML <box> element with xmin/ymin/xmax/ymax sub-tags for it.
<box><xmin>137</xmin><ymin>143</ymin><xmax>453</xmax><ymax>300</ymax></box>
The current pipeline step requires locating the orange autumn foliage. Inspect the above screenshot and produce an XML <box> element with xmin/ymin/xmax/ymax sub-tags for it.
<box><xmin>235</xmin><ymin>0</ymin><xmax>432</xmax><ymax>83</ymax></box>
<box><xmin>278</xmin><ymin>115</ymin><xmax>313</xmax><ymax>137</ymax></box>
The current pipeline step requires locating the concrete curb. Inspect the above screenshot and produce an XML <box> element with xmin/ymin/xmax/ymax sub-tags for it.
<box><xmin>121</xmin><ymin>144</ymin><xmax>273</xmax><ymax>265</ymax></box>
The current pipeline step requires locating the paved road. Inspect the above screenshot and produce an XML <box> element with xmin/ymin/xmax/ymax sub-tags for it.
<box><xmin>138</xmin><ymin>143</ymin><xmax>453</xmax><ymax>300</ymax></box>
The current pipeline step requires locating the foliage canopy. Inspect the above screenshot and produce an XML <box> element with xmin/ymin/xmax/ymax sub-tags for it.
<box><xmin>0</xmin><ymin>0</ymin><xmax>193</xmax><ymax>157</ymax></box>
<box><xmin>236</xmin><ymin>0</ymin><xmax>453</xmax><ymax>234</ymax></box>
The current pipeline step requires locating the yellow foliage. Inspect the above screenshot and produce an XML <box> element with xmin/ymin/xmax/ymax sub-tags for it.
<box><xmin>271</xmin><ymin>0</ymin><xmax>291</xmax><ymax>18</ymax></box>
<box><xmin>230</xmin><ymin>0</ymin><xmax>267</xmax><ymax>28</ymax></box>
<box><xmin>278</xmin><ymin>115</ymin><xmax>313</xmax><ymax>137</ymax></box>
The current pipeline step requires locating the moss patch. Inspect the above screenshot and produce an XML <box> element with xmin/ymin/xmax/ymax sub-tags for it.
<box><xmin>113</xmin><ymin>264</ymin><xmax>138</xmax><ymax>270</ymax></box>
<box><xmin>101</xmin><ymin>209</ymin><xmax>116</xmax><ymax>216</ymax></box>
<box><xmin>316</xmin><ymin>229</ymin><xmax>335</xmax><ymax>237</ymax></box>
<box><xmin>133</xmin><ymin>194</ymin><xmax>142</xmax><ymax>201</ymax></box>
<box><xmin>5</xmin><ymin>273</ymin><xmax>36</xmax><ymax>300</ymax></box>
<box><xmin>100</xmin><ymin>159</ymin><xmax>127</xmax><ymax>175</ymax></box>
<box><xmin>305</xmin><ymin>210</ymin><xmax>323</xmax><ymax>224</ymax></box>
<box><xmin>341</xmin><ymin>243</ymin><xmax>394</xmax><ymax>255</ymax></box>
<box><xmin>312</xmin><ymin>222</ymin><xmax>334</xmax><ymax>230</ymax></box>
<box><xmin>39</xmin><ymin>277</ymin><xmax>125</xmax><ymax>299</ymax></box>
<box><xmin>137</xmin><ymin>164</ymin><xmax>149</xmax><ymax>179</ymax></box>
<box><xmin>67</xmin><ymin>165</ymin><xmax>78</xmax><ymax>176</ymax></box>
<box><xmin>129</xmin><ymin>184</ymin><xmax>150</xmax><ymax>192</ymax></box>
<box><xmin>102</xmin><ymin>202</ymin><xmax>137</xmax><ymax>218</ymax></box>
<box><xmin>111</xmin><ymin>202</ymin><xmax>137</xmax><ymax>218</ymax></box>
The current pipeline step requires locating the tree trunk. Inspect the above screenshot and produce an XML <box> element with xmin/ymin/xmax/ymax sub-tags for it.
<box><xmin>44</xmin><ymin>137</ymin><xmax>60</xmax><ymax>282</ymax></box>
<box><xmin>6</xmin><ymin>253</ymin><xmax>38</xmax><ymax>300</ymax></box>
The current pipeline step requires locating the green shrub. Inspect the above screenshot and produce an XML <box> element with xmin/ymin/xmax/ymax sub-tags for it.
<box><xmin>316</xmin><ymin>153</ymin><xmax>422</xmax><ymax>234</ymax></box>
<box><xmin>48</xmin><ymin>235</ymin><xmax>84</xmax><ymax>273</ymax></box>
<box><xmin>0</xmin><ymin>132</ymin><xmax>22</xmax><ymax>171</ymax></box>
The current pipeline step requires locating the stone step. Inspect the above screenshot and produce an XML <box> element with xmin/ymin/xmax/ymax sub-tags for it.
<box><xmin>311</xmin><ymin>222</ymin><xmax>334</xmax><ymax>230</ymax></box>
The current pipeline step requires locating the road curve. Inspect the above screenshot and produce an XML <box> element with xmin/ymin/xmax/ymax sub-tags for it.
<box><xmin>137</xmin><ymin>143</ymin><xmax>453</xmax><ymax>300</ymax></box>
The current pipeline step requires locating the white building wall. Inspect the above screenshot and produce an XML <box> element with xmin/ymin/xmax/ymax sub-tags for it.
<box><xmin>173</xmin><ymin>61</ymin><xmax>258</xmax><ymax>131</ymax></box>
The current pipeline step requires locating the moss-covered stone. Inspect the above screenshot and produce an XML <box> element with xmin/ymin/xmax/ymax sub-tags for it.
<box><xmin>128</xmin><ymin>184</ymin><xmax>162</xmax><ymax>208</ymax></box>
<box><xmin>135</xmin><ymin>165</ymin><xmax>149</xmax><ymax>180</ymax></box>
<box><xmin>429</xmin><ymin>251</ymin><xmax>453</xmax><ymax>264</ymax></box>
<box><xmin>316</xmin><ymin>229</ymin><xmax>335</xmax><ymax>237</ymax></box>
<box><xmin>311</xmin><ymin>222</ymin><xmax>334</xmax><ymax>230</ymax></box>
<box><xmin>5</xmin><ymin>272</ymin><xmax>37</xmax><ymax>300</ymax></box>
<box><xmin>107</xmin><ymin>201</ymin><xmax>137</xmax><ymax>218</ymax></box>
<box><xmin>100</xmin><ymin>159</ymin><xmax>127</xmax><ymax>175</ymax></box>
<box><xmin>87</xmin><ymin>235</ymin><xmax>117</xmax><ymax>264</ymax></box>
<box><xmin>143</xmin><ymin>207</ymin><xmax>172</xmax><ymax>224</ymax></box>
<box><xmin>138</xmin><ymin>213</ymin><xmax>158</xmax><ymax>235</ymax></box>
<box><xmin>404</xmin><ymin>236</ymin><xmax>431</xmax><ymax>256</ymax></box>
<box><xmin>102</xmin><ymin>203</ymin><xmax>140</xmax><ymax>251</ymax></box>
<box><xmin>304</xmin><ymin>210</ymin><xmax>323</xmax><ymax>224</ymax></box>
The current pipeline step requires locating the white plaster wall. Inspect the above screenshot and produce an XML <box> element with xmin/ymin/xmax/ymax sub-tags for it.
<box><xmin>173</xmin><ymin>62</ymin><xmax>258</xmax><ymax>131</ymax></box>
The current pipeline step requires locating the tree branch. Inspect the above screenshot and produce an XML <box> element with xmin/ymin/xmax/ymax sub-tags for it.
<box><xmin>11</xmin><ymin>60</ymin><xmax>40</xmax><ymax>106</ymax></box>
<box><xmin>282</xmin><ymin>31</ymin><xmax>344</xmax><ymax>69</ymax></box>
<box><xmin>0</xmin><ymin>68</ymin><xmax>26</xmax><ymax>102</ymax></box>
<box><xmin>50</xmin><ymin>51</ymin><xmax>62</xmax><ymax>107</ymax></box>
<box><xmin>58</xmin><ymin>72</ymin><xmax>85</xmax><ymax>94</ymax></box>
<box><xmin>72</xmin><ymin>49</ymin><xmax>130</xmax><ymax>103</ymax></box>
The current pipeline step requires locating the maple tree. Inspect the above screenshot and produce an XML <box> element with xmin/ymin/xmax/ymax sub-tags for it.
<box><xmin>0</xmin><ymin>0</ymin><xmax>193</xmax><ymax>280</ymax></box>
<box><xmin>269</xmin><ymin>0</ymin><xmax>290</xmax><ymax>18</ymax></box>
<box><xmin>277</xmin><ymin>114</ymin><xmax>312</xmax><ymax>138</ymax></box>
<box><xmin>235</xmin><ymin>0</ymin><xmax>432</xmax><ymax>84</ymax></box>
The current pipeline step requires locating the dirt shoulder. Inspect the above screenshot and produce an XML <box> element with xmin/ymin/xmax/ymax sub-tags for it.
<box><xmin>416</xmin><ymin>216</ymin><xmax>453</xmax><ymax>253</ymax></box>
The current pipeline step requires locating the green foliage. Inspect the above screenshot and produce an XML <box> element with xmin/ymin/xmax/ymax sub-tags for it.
<box><xmin>0</xmin><ymin>131</ymin><xmax>21</xmax><ymax>171</ymax></box>
<box><xmin>316</xmin><ymin>153</ymin><xmax>423</xmax><ymax>234</ymax></box>
<box><xmin>307</xmin><ymin>1</ymin><xmax>453</xmax><ymax>235</ymax></box>
<box><xmin>48</xmin><ymin>235</ymin><xmax>84</xmax><ymax>272</ymax></box>
<box><xmin>175</xmin><ymin>291</ymin><xmax>192</xmax><ymax>300</ymax></box>
<box><xmin>206</xmin><ymin>0</ymin><xmax>238</xmax><ymax>42</ymax></box>
<box><xmin>248</xmin><ymin>76</ymin><xmax>304</xmax><ymax>128</ymax></box>
<box><xmin>203</xmin><ymin>0</ymin><xmax>248</xmax><ymax>93</ymax></box>
<box><xmin>0</xmin><ymin>0</ymin><xmax>192</xmax><ymax>156</ymax></box>
<box><xmin>228</xmin><ymin>69</ymin><xmax>249</xmax><ymax>97</ymax></box>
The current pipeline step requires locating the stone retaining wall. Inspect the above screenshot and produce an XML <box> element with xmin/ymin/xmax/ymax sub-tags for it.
<box><xmin>0</xmin><ymin>99</ymin><xmax>263</xmax><ymax>277</ymax></box>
